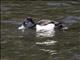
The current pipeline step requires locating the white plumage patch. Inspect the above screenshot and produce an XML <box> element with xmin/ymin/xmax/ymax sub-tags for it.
<box><xmin>18</xmin><ymin>24</ymin><xmax>25</xmax><ymax>30</ymax></box>
<box><xmin>18</xmin><ymin>24</ymin><xmax>25</xmax><ymax>32</ymax></box>
<box><xmin>36</xmin><ymin>23</ymin><xmax>55</xmax><ymax>32</ymax></box>
<box><xmin>36</xmin><ymin>23</ymin><xmax>55</xmax><ymax>37</ymax></box>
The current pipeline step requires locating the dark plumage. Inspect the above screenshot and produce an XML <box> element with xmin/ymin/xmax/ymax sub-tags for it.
<box><xmin>23</xmin><ymin>17</ymin><xmax>36</xmax><ymax>28</ymax></box>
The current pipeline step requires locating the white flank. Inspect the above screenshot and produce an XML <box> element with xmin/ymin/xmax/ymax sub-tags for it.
<box><xmin>36</xmin><ymin>23</ymin><xmax>55</xmax><ymax>32</ymax></box>
<box><xmin>36</xmin><ymin>23</ymin><xmax>55</xmax><ymax>37</ymax></box>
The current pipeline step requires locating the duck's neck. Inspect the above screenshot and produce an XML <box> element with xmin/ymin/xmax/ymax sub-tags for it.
<box><xmin>29</xmin><ymin>19</ymin><xmax>35</xmax><ymax>24</ymax></box>
<box><xmin>23</xmin><ymin>21</ymin><xmax>26</xmax><ymax>26</ymax></box>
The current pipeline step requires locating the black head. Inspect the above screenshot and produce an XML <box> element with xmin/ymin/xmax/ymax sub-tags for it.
<box><xmin>27</xmin><ymin>17</ymin><xmax>32</xmax><ymax>21</ymax></box>
<box><xmin>25</xmin><ymin>17</ymin><xmax>35</xmax><ymax>24</ymax></box>
<box><xmin>22</xmin><ymin>17</ymin><xmax>36</xmax><ymax>28</ymax></box>
<box><xmin>50</xmin><ymin>21</ymin><xmax>55</xmax><ymax>24</ymax></box>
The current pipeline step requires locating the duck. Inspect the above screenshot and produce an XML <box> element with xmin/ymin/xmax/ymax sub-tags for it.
<box><xmin>18</xmin><ymin>17</ymin><xmax>67</xmax><ymax>32</ymax></box>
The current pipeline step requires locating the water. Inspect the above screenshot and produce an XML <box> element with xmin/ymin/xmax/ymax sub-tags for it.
<box><xmin>1</xmin><ymin>1</ymin><xmax>80</xmax><ymax>60</ymax></box>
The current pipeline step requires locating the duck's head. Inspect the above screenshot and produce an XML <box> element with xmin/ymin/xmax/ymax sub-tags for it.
<box><xmin>18</xmin><ymin>17</ymin><xmax>36</xmax><ymax>31</ymax></box>
<box><xmin>25</xmin><ymin>17</ymin><xmax>35</xmax><ymax>24</ymax></box>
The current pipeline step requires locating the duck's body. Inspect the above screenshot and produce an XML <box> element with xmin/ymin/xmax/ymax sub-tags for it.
<box><xmin>36</xmin><ymin>20</ymin><xmax>55</xmax><ymax>32</ymax></box>
<box><xmin>36</xmin><ymin>23</ymin><xmax>55</xmax><ymax>37</ymax></box>
<box><xmin>36</xmin><ymin>24</ymin><xmax>55</xmax><ymax>32</ymax></box>
<box><xmin>18</xmin><ymin>17</ymin><xmax>67</xmax><ymax>33</ymax></box>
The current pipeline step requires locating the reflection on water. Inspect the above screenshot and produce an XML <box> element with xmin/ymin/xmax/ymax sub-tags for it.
<box><xmin>40</xmin><ymin>49</ymin><xmax>57</xmax><ymax>55</ymax></box>
<box><xmin>36</xmin><ymin>40</ymin><xmax>57</xmax><ymax>45</ymax></box>
<box><xmin>36</xmin><ymin>39</ymin><xmax>57</xmax><ymax>55</ymax></box>
<box><xmin>36</xmin><ymin>30</ymin><xmax>55</xmax><ymax>37</ymax></box>
<box><xmin>1</xmin><ymin>1</ymin><xmax>80</xmax><ymax>60</ymax></box>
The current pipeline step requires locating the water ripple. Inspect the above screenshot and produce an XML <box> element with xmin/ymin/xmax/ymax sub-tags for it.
<box><xmin>36</xmin><ymin>40</ymin><xmax>57</xmax><ymax>46</ymax></box>
<box><xmin>40</xmin><ymin>49</ymin><xmax>57</xmax><ymax>55</ymax></box>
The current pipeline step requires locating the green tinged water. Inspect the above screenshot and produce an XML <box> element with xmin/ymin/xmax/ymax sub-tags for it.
<box><xmin>1</xmin><ymin>1</ymin><xmax>80</xmax><ymax>60</ymax></box>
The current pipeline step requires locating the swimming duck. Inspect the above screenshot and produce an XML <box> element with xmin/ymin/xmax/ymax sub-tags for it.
<box><xmin>18</xmin><ymin>17</ymin><xmax>67</xmax><ymax>32</ymax></box>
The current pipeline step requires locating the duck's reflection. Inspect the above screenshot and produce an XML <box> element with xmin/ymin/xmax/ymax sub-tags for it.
<box><xmin>36</xmin><ymin>40</ymin><xmax>57</xmax><ymax>55</ymax></box>
<box><xmin>40</xmin><ymin>49</ymin><xmax>57</xmax><ymax>55</ymax></box>
<box><xmin>36</xmin><ymin>30</ymin><xmax>55</xmax><ymax>37</ymax></box>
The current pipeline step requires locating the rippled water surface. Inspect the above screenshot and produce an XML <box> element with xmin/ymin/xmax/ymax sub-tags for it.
<box><xmin>1</xmin><ymin>1</ymin><xmax>80</xmax><ymax>60</ymax></box>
